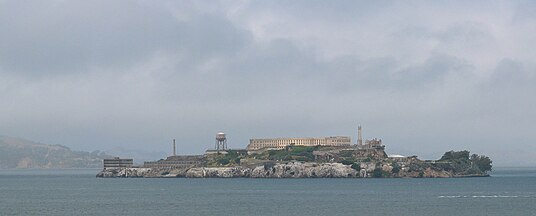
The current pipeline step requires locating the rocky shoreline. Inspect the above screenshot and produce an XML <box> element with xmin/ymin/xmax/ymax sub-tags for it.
<box><xmin>96</xmin><ymin>161</ymin><xmax>487</xmax><ymax>178</ymax></box>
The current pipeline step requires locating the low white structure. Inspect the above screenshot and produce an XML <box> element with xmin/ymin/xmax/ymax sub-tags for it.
<box><xmin>388</xmin><ymin>154</ymin><xmax>406</xmax><ymax>158</ymax></box>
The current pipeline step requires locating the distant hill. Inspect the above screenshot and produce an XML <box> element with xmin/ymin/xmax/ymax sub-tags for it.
<box><xmin>0</xmin><ymin>136</ymin><xmax>114</xmax><ymax>169</ymax></box>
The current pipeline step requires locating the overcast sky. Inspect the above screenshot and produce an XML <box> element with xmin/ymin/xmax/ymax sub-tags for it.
<box><xmin>1</xmin><ymin>1</ymin><xmax>535</xmax><ymax>166</ymax></box>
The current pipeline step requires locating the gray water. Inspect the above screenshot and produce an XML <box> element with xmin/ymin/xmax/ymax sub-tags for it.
<box><xmin>1</xmin><ymin>168</ymin><xmax>535</xmax><ymax>216</ymax></box>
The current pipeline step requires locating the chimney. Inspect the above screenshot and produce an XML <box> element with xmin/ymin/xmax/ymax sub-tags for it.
<box><xmin>358</xmin><ymin>125</ymin><xmax>363</xmax><ymax>146</ymax></box>
<box><xmin>173</xmin><ymin>139</ymin><xmax>176</xmax><ymax>156</ymax></box>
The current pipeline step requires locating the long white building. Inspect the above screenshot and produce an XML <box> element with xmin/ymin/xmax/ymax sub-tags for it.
<box><xmin>246</xmin><ymin>136</ymin><xmax>351</xmax><ymax>150</ymax></box>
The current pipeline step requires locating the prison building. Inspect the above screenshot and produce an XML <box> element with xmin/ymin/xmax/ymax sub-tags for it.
<box><xmin>246</xmin><ymin>136</ymin><xmax>351</xmax><ymax>151</ymax></box>
<box><xmin>103</xmin><ymin>157</ymin><xmax>133</xmax><ymax>169</ymax></box>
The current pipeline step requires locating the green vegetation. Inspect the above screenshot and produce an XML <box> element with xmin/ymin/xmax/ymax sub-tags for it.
<box><xmin>436</xmin><ymin>150</ymin><xmax>492</xmax><ymax>174</ymax></box>
<box><xmin>439</xmin><ymin>150</ymin><xmax>470</xmax><ymax>161</ymax></box>
<box><xmin>217</xmin><ymin>158</ymin><xmax>230</xmax><ymax>165</ymax></box>
<box><xmin>340</xmin><ymin>159</ymin><xmax>353</xmax><ymax>165</ymax></box>
<box><xmin>207</xmin><ymin>146</ymin><xmax>322</xmax><ymax>166</ymax></box>
<box><xmin>391</xmin><ymin>162</ymin><xmax>401</xmax><ymax>174</ymax></box>
<box><xmin>372</xmin><ymin>168</ymin><xmax>383</xmax><ymax>178</ymax></box>
<box><xmin>351</xmin><ymin>162</ymin><xmax>360</xmax><ymax>171</ymax></box>
<box><xmin>471</xmin><ymin>154</ymin><xmax>492</xmax><ymax>172</ymax></box>
<box><xmin>418</xmin><ymin>170</ymin><xmax>424</xmax><ymax>178</ymax></box>
<box><xmin>267</xmin><ymin>146</ymin><xmax>318</xmax><ymax>162</ymax></box>
<box><xmin>208</xmin><ymin>150</ymin><xmax>247</xmax><ymax>166</ymax></box>
<box><xmin>338</xmin><ymin>150</ymin><xmax>353</xmax><ymax>158</ymax></box>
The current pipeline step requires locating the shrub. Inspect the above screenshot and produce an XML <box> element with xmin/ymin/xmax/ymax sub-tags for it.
<box><xmin>340</xmin><ymin>160</ymin><xmax>353</xmax><ymax>165</ymax></box>
<box><xmin>351</xmin><ymin>163</ymin><xmax>360</xmax><ymax>171</ymax></box>
<box><xmin>218</xmin><ymin>158</ymin><xmax>230</xmax><ymax>165</ymax></box>
<box><xmin>391</xmin><ymin>163</ymin><xmax>400</xmax><ymax>174</ymax></box>
<box><xmin>264</xmin><ymin>161</ymin><xmax>276</xmax><ymax>169</ymax></box>
<box><xmin>338</xmin><ymin>150</ymin><xmax>353</xmax><ymax>157</ymax></box>
<box><xmin>373</xmin><ymin>168</ymin><xmax>383</xmax><ymax>178</ymax></box>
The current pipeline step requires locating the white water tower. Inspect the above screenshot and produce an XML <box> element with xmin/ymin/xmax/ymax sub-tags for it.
<box><xmin>215</xmin><ymin>132</ymin><xmax>227</xmax><ymax>152</ymax></box>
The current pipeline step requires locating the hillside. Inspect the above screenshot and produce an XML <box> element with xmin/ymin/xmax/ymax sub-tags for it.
<box><xmin>0</xmin><ymin>136</ymin><xmax>114</xmax><ymax>169</ymax></box>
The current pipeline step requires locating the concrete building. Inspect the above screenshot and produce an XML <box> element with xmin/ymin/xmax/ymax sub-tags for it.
<box><xmin>143</xmin><ymin>155</ymin><xmax>204</xmax><ymax>169</ymax></box>
<box><xmin>356</xmin><ymin>125</ymin><xmax>384</xmax><ymax>149</ymax></box>
<box><xmin>246</xmin><ymin>136</ymin><xmax>351</xmax><ymax>151</ymax></box>
<box><xmin>103</xmin><ymin>157</ymin><xmax>133</xmax><ymax>169</ymax></box>
<box><xmin>364</xmin><ymin>138</ymin><xmax>383</xmax><ymax>149</ymax></box>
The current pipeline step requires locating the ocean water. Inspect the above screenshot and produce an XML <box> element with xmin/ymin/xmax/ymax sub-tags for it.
<box><xmin>0</xmin><ymin>168</ymin><xmax>535</xmax><ymax>216</ymax></box>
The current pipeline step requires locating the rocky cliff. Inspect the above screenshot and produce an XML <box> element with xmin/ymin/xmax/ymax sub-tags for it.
<box><xmin>96</xmin><ymin>161</ymin><xmax>476</xmax><ymax>178</ymax></box>
<box><xmin>97</xmin><ymin>162</ymin><xmax>357</xmax><ymax>178</ymax></box>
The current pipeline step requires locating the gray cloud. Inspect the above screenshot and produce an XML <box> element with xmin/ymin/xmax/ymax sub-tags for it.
<box><xmin>0</xmin><ymin>1</ymin><xmax>249</xmax><ymax>77</ymax></box>
<box><xmin>0</xmin><ymin>1</ymin><xmax>535</xmax><ymax>166</ymax></box>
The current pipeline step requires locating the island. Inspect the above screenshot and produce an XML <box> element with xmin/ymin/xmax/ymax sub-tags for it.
<box><xmin>97</xmin><ymin>127</ymin><xmax>492</xmax><ymax>178</ymax></box>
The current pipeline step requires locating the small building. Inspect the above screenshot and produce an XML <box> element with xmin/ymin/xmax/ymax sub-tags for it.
<box><xmin>364</xmin><ymin>138</ymin><xmax>383</xmax><ymax>149</ymax></box>
<box><xmin>103</xmin><ymin>157</ymin><xmax>133</xmax><ymax>169</ymax></box>
<box><xmin>388</xmin><ymin>154</ymin><xmax>418</xmax><ymax>164</ymax></box>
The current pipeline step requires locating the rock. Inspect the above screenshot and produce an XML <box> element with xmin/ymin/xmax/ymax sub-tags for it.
<box><xmin>360</xmin><ymin>162</ymin><xmax>376</xmax><ymax>173</ymax></box>
<box><xmin>169</xmin><ymin>168</ymin><xmax>190</xmax><ymax>177</ymax></box>
<box><xmin>250</xmin><ymin>162</ymin><xmax>356</xmax><ymax>178</ymax></box>
<box><xmin>185</xmin><ymin>167</ymin><xmax>252</xmax><ymax>178</ymax></box>
<box><xmin>423</xmin><ymin>168</ymin><xmax>452</xmax><ymax>178</ymax></box>
<box><xmin>96</xmin><ymin>161</ymin><xmax>480</xmax><ymax>178</ymax></box>
<box><xmin>382</xmin><ymin>164</ymin><xmax>393</xmax><ymax>173</ymax></box>
<box><xmin>96</xmin><ymin>168</ymin><xmax>151</xmax><ymax>178</ymax></box>
<box><xmin>96</xmin><ymin>162</ymin><xmax>358</xmax><ymax>178</ymax></box>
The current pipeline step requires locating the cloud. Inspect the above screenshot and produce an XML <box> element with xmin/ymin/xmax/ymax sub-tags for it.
<box><xmin>0</xmin><ymin>0</ymin><xmax>250</xmax><ymax>77</ymax></box>
<box><xmin>0</xmin><ymin>1</ymin><xmax>535</xmax><ymax>166</ymax></box>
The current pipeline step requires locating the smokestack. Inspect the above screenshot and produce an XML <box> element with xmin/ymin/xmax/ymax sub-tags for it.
<box><xmin>173</xmin><ymin>139</ymin><xmax>176</xmax><ymax>156</ymax></box>
<box><xmin>358</xmin><ymin>125</ymin><xmax>363</xmax><ymax>146</ymax></box>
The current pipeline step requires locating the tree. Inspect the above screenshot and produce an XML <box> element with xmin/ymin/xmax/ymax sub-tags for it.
<box><xmin>440</xmin><ymin>150</ymin><xmax>470</xmax><ymax>161</ymax></box>
<box><xmin>470</xmin><ymin>154</ymin><xmax>492</xmax><ymax>172</ymax></box>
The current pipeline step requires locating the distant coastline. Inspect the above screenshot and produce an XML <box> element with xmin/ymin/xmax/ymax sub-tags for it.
<box><xmin>0</xmin><ymin>136</ymin><xmax>113</xmax><ymax>169</ymax></box>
